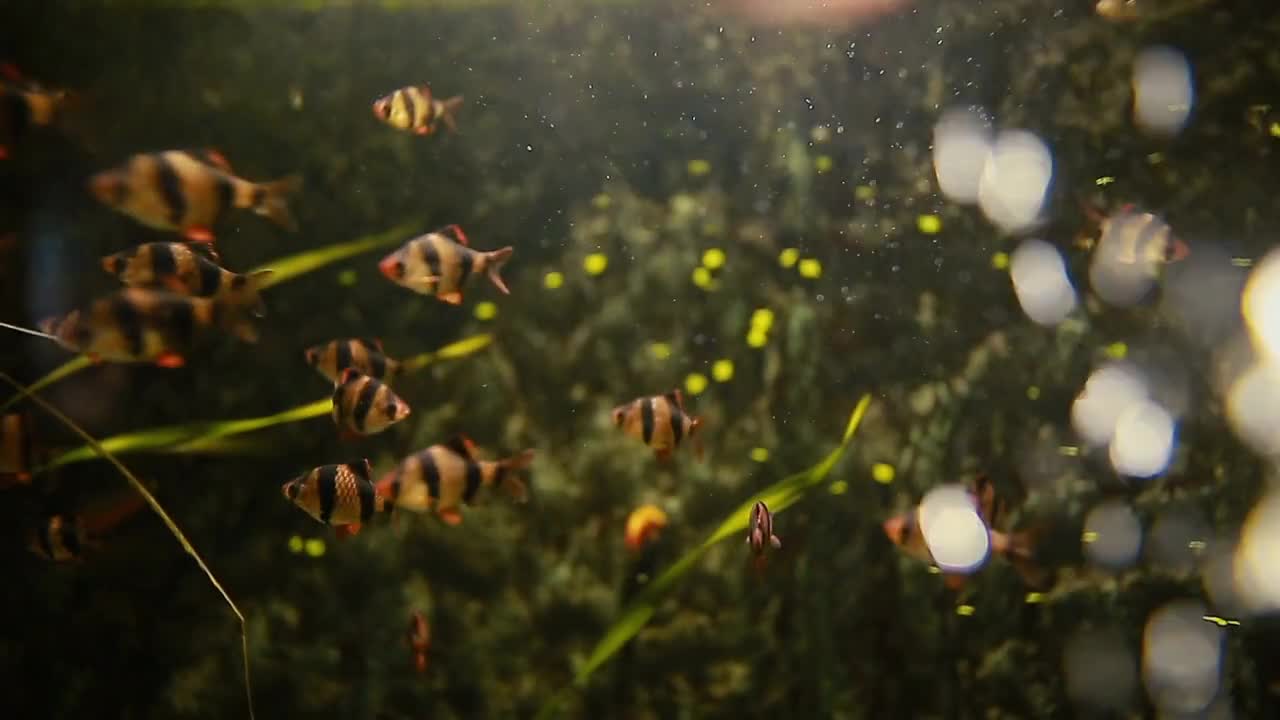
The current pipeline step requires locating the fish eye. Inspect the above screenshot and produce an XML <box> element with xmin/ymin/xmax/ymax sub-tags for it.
<box><xmin>285</xmin><ymin>483</ymin><xmax>299</xmax><ymax>500</ymax></box>
<box><xmin>386</xmin><ymin>400</ymin><xmax>399</xmax><ymax>417</ymax></box>
<box><xmin>304</xmin><ymin>349</ymin><xmax>317</xmax><ymax>365</ymax></box>
<box><xmin>393</xmin><ymin>260</ymin><xmax>405</xmax><ymax>278</ymax></box>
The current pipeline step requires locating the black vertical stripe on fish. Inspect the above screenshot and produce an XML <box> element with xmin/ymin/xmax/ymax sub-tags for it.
<box><xmin>213</xmin><ymin>174</ymin><xmax>235</xmax><ymax>223</ymax></box>
<box><xmin>168</xmin><ymin>299</ymin><xmax>197</xmax><ymax>347</ymax></box>
<box><xmin>422</xmin><ymin>240</ymin><xmax>440</xmax><ymax>278</ymax></box>
<box><xmin>1</xmin><ymin>89</ymin><xmax>31</xmax><ymax>137</ymax></box>
<box><xmin>335</xmin><ymin>341</ymin><xmax>353</xmax><ymax>375</ymax></box>
<box><xmin>153</xmin><ymin>154</ymin><xmax>187</xmax><ymax>227</ymax></box>
<box><xmin>421</xmin><ymin>452</ymin><xmax>441</xmax><ymax>500</ymax></box>
<box><xmin>357</xmin><ymin>472</ymin><xmax>376</xmax><ymax>523</ymax></box>
<box><xmin>317</xmin><ymin>465</ymin><xmax>338</xmax><ymax>525</ymax></box>
<box><xmin>462</xmin><ymin>461</ymin><xmax>483</xmax><ymax>503</ymax></box>
<box><xmin>669</xmin><ymin>405</ymin><xmax>684</xmax><ymax>447</ymax></box>
<box><xmin>197</xmin><ymin>259</ymin><xmax>222</xmax><ymax>295</ymax></box>
<box><xmin>369</xmin><ymin>350</ymin><xmax>386</xmax><ymax>379</ymax></box>
<box><xmin>352</xmin><ymin>379</ymin><xmax>379</xmax><ymax>433</ymax></box>
<box><xmin>640</xmin><ymin>397</ymin><xmax>655</xmax><ymax>446</ymax></box>
<box><xmin>62</xmin><ymin>519</ymin><xmax>82</xmax><ymax>557</ymax></box>
<box><xmin>110</xmin><ymin>295</ymin><xmax>144</xmax><ymax>357</ymax></box>
<box><xmin>457</xmin><ymin>247</ymin><xmax>474</xmax><ymax>285</ymax></box>
<box><xmin>151</xmin><ymin>242</ymin><xmax>177</xmax><ymax>277</ymax></box>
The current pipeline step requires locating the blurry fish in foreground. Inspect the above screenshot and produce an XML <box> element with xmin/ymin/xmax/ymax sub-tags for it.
<box><xmin>372</xmin><ymin>84</ymin><xmax>463</xmax><ymax>136</ymax></box>
<box><xmin>716</xmin><ymin>0</ymin><xmax>911</xmax><ymax>27</ymax></box>
<box><xmin>1085</xmin><ymin>204</ymin><xmax>1189</xmax><ymax>307</ymax></box>
<box><xmin>1095</xmin><ymin>0</ymin><xmax>1141</xmax><ymax>19</ymax></box>
<box><xmin>282</xmin><ymin>459</ymin><xmax>391</xmax><ymax>539</ymax></box>
<box><xmin>330</xmin><ymin>369</ymin><xmax>411</xmax><ymax>438</ymax></box>
<box><xmin>624</xmin><ymin>504</ymin><xmax>669</xmax><ymax>552</ymax></box>
<box><xmin>0</xmin><ymin>412</ymin><xmax>34</xmax><ymax>487</ymax></box>
<box><xmin>376</xmin><ymin>435</ymin><xmax>532</xmax><ymax>526</ymax></box>
<box><xmin>882</xmin><ymin>474</ymin><xmax>1049</xmax><ymax>590</ymax></box>
<box><xmin>305</xmin><ymin>337</ymin><xmax>403</xmax><ymax>385</ymax></box>
<box><xmin>0</xmin><ymin>63</ymin><xmax>82</xmax><ymax>159</ymax></box>
<box><xmin>611</xmin><ymin>389</ymin><xmax>703</xmax><ymax>462</ymax></box>
<box><xmin>29</xmin><ymin>491</ymin><xmax>146</xmax><ymax>563</ymax></box>
<box><xmin>88</xmin><ymin>149</ymin><xmax>301</xmax><ymax>243</ymax></box>
<box><xmin>378</xmin><ymin>225</ymin><xmax>514</xmax><ymax>306</ymax></box>
<box><xmin>745</xmin><ymin>500</ymin><xmax>781</xmax><ymax>572</ymax></box>
<box><xmin>37</xmin><ymin>288</ymin><xmax>261</xmax><ymax>367</ymax></box>
<box><xmin>407</xmin><ymin>611</ymin><xmax>431</xmax><ymax>673</ymax></box>
<box><xmin>102</xmin><ymin>242</ymin><xmax>273</xmax><ymax>317</ymax></box>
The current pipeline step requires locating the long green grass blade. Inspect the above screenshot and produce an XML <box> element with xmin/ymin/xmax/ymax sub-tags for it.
<box><xmin>0</xmin><ymin>356</ymin><xmax>91</xmax><ymax>413</ymax></box>
<box><xmin>0</xmin><ymin>373</ymin><xmax>256</xmax><ymax>720</ymax></box>
<box><xmin>535</xmin><ymin>394</ymin><xmax>873</xmax><ymax>719</ymax></box>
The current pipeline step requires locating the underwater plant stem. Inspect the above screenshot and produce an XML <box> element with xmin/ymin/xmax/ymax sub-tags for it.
<box><xmin>0</xmin><ymin>355</ymin><xmax>91</xmax><ymax>413</ymax></box>
<box><xmin>0</xmin><ymin>373</ymin><xmax>256</xmax><ymax>720</ymax></box>
<box><xmin>0</xmin><ymin>320</ymin><xmax>59</xmax><ymax>341</ymax></box>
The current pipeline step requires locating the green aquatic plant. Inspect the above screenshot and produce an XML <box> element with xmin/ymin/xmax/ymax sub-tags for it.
<box><xmin>40</xmin><ymin>333</ymin><xmax>493</xmax><ymax>470</ymax></box>
<box><xmin>535</xmin><ymin>393</ymin><xmax>873</xmax><ymax>720</ymax></box>
<box><xmin>0</xmin><ymin>373</ymin><xmax>256</xmax><ymax>720</ymax></box>
<box><xmin>0</xmin><ymin>221</ymin><xmax>420</xmax><ymax>412</ymax></box>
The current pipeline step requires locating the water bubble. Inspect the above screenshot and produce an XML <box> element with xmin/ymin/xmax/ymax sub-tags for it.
<box><xmin>918</xmin><ymin>484</ymin><xmax>990</xmax><ymax>573</ymax></box>
<box><xmin>1084</xmin><ymin>500</ymin><xmax>1143</xmax><ymax>569</ymax></box>
<box><xmin>1010</xmin><ymin>238</ymin><xmax>1078</xmax><ymax>325</ymax></box>
<box><xmin>1072</xmin><ymin>363</ymin><xmax>1149</xmax><ymax>447</ymax></box>
<box><xmin>1142</xmin><ymin>600</ymin><xmax>1223</xmax><ymax>714</ymax></box>
<box><xmin>977</xmin><ymin>130</ymin><xmax>1054</xmax><ymax>234</ymax></box>
<box><xmin>1109</xmin><ymin>399</ymin><xmax>1176</xmax><ymax>478</ymax></box>
<box><xmin>1132</xmin><ymin>46</ymin><xmax>1194</xmax><ymax>137</ymax></box>
<box><xmin>1063</xmin><ymin>627</ymin><xmax>1137</xmax><ymax>712</ymax></box>
<box><xmin>932</xmin><ymin>106</ymin><xmax>991</xmax><ymax>204</ymax></box>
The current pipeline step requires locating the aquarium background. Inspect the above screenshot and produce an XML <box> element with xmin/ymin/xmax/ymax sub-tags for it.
<box><xmin>3</xmin><ymin>0</ymin><xmax>1280</xmax><ymax>718</ymax></box>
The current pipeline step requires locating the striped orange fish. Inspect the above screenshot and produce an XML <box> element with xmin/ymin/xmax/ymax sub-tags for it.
<box><xmin>304</xmin><ymin>337</ymin><xmax>403</xmax><ymax>385</ymax></box>
<box><xmin>38</xmin><ymin>288</ymin><xmax>261</xmax><ymax>367</ymax></box>
<box><xmin>102</xmin><ymin>241</ymin><xmax>272</xmax><ymax>317</ymax></box>
<box><xmin>376</xmin><ymin>436</ymin><xmax>532</xmax><ymax>526</ymax></box>
<box><xmin>282</xmin><ymin>459</ymin><xmax>391</xmax><ymax>537</ymax></box>
<box><xmin>0</xmin><ymin>412</ymin><xmax>33</xmax><ymax>488</ymax></box>
<box><xmin>331</xmin><ymin>368</ymin><xmax>411</xmax><ymax>437</ymax></box>
<box><xmin>372</xmin><ymin>85</ymin><xmax>462</xmax><ymax>136</ymax></box>
<box><xmin>88</xmin><ymin>149</ymin><xmax>301</xmax><ymax>244</ymax></box>
<box><xmin>624</xmin><ymin>504</ymin><xmax>669</xmax><ymax>552</ymax></box>
<box><xmin>28</xmin><ymin>491</ymin><xmax>146</xmax><ymax>563</ymax></box>
<box><xmin>0</xmin><ymin>64</ymin><xmax>78</xmax><ymax>160</ymax></box>
<box><xmin>378</xmin><ymin>225</ymin><xmax>514</xmax><ymax>305</ymax></box>
<box><xmin>611</xmin><ymin>389</ymin><xmax>703</xmax><ymax>462</ymax></box>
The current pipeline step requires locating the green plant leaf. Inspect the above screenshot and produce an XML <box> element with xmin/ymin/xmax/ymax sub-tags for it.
<box><xmin>535</xmin><ymin>394</ymin><xmax>873</xmax><ymax>719</ymax></box>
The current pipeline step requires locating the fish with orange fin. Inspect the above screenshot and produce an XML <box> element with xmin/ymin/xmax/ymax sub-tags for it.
<box><xmin>88</xmin><ymin>149</ymin><xmax>302</xmax><ymax>243</ymax></box>
<box><xmin>882</xmin><ymin>473</ymin><xmax>1050</xmax><ymax>591</ymax></box>
<box><xmin>28</xmin><ymin>490</ymin><xmax>147</xmax><ymax>563</ymax></box>
<box><xmin>745</xmin><ymin>501</ymin><xmax>781</xmax><ymax>573</ymax></box>
<box><xmin>331</xmin><ymin>369</ymin><xmax>411</xmax><ymax>438</ymax></box>
<box><xmin>282</xmin><ymin>459</ymin><xmax>392</xmax><ymax>538</ymax></box>
<box><xmin>37</xmin><ymin>287</ymin><xmax>261</xmax><ymax>367</ymax></box>
<box><xmin>376</xmin><ymin>435</ymin><xmax>533</xmax><ymax>526</ymax></box>
<box><xmin>1077</xmin><ymin>201</ymin><xmax>1189</xmax><ymax>273</ymax></box>
<box><xmin>372</xmin><ymin>85</ymin><xmax>463</xmax><ymax>136</ymax></box>
<box><xmin>611</xmin><ymin>389</ymin><xmax>704</xmax><ymax>462</ymax></box>
<box><xmin>378</xmin><ymin>225</ymin><xmax>514</xmax><ymax>306</ymax></box>
<box><xmin>101</xmin><ymin>242</ymin><xmax>273</xmax><ymax>317</ymax></box>
<box><xmin>624</xmin><ymin>504</ymin><xmax>669</xmax><ymax>552</ymax></box>
<box><xmin>407</xmin><ymin>611</ymin><xmax>431</xmax><ymax>673</ymax></box>
<box><xmin>0</xmin><ymin>411</ymin><xmax>34</xmax><ymax>488</ymax></box>
<box><xmin>0</xmin><ymin>64</ymin><xmax>82</xmax><ymax>159</ymax></box>
<box><xmin>304</xmin><ymin>337</ymin><xmax>403</xmax><ymax>385</ymax></box>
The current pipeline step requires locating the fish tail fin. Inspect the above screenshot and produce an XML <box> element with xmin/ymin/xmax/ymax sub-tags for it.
<box><xmin>1005</xmin><ymin>524</ymin><xmax>1053</xmax><ymax>590</ymax></box>
<box><xmin>439</xmin><ymin>95</ymin><xmax>463</xmax><ymax>133</ymax></box>
<box><xmin>255</xmin><ymin>174</ymin><xmax>303</xmax><ymax>232</ymax></box>
<box><xmin>485</xmin><ymin>246</ymin><xmax>514</xmax><ymax>295</ymax></box>
<box><xmin>498</xmin><ymin>449</ymin><xmax>534</xmax><ymax>502</ymax></box>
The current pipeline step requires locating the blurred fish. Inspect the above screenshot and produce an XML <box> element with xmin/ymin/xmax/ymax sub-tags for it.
<box><xmin>882</xmin><ymin>474</ymin><xmax>1049</xmax><ymax>590</ymax></box>
<box><xmin>282</xmin><ymin>459</ymin><xmax>391</xmax><ymax>538</ymax></box>
<box><xmin>624</xmin><ymin>504</ymin><xmax>668</xmax><ymax>552</ymax></box>
<box><xmin>1082</xmin><ymin>203</ymin><xmax>1189</xmax><ymax>275</ymax></box>
<box><xmin>331</xmin><ymin>368</ymin><xmax>411</xmax><ymax>438</ymax></box>
<box><xmin>37</xmin><ymin>288</ymin><xmax>261</xmax><ymax>367</ymax></box>
<box><xmin>88</xmin><ymin>149</ymin><xmax>301</xmax><ymax>243</ymax></box>
<box><xmin>745</xmin><ymin>500</ymin><xmax>780</xmax><ymax>572</ymax></box>
<box><xmin>102</xmin><ymin>242</ymin><xmax>273</xmax><ymax>317</ymax></box>
<box><xmin>1095</xmin><ymin>0</ymin><xmax>1141</xmax><ymax>19</ymax></box>
<box><xmin>29</xmin><ymin>491</ymin><xmax>146</xmax><ymax>563</ymax></box>
<box><xmin>611</xmin><ymin>389</ymin><xmax>703</xmax><ymax>462</ymax></box>
<box><xmin>717</xmin><ymin>0</ymin><xmax>910</xmax><ymax>28</ymax></box>
<box><xmin>378</xmin><ymin>225</ymin><xmax>514</xmax><ymax>306</ymax></box>
<box><xmin>0</xmin><ymin>411</ymin><xmax>33</xmax><ymax>488</ymax></box>
<box><xmin>376</xmin><ymin>435</ymin><xmax>532</xmax><ymax>526</ymax></box>
<box><xmin>0</xmin><ymin>63</ymin><xmax>80</xmax><ymax>159</ymax></box>
<box><xmin>407</xmin><ymin>610</ymin><xmax>431</xmax><ymax>673</ymax></box>
<box><xmin>304</xmin><ymin>337</ymin><xmax>403</xmax><ymax>385</ymax></box>
<box><xmin>372</xmin><ymin>84</ymin><xmax>462</xmax><ymax>136</ymax></box>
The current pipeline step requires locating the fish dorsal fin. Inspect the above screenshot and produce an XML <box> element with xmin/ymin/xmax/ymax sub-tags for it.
<box><xmin>443</xmin><ymin>434</ymin><xmax>477</xmax><ymax>459</ymax></box>
<box><xmin>664</xmin><ymin>388</ymin><xmax>685</xmax><ymax>411</ymax></box>
<box><xmin>192</xmin><ymin>147</ymin><xmax>233</xmax><ymax>173</ymax></box>
<box><xmin>185</xmin><ymin>241</ymin><xmax>222</xmax><ymax>264</ymax></box>
<box><xmin>435</xmin><ymin>224</ymin><xmax>469</xmax><ymax>247</ymax></box>
<box><xmin>358</xmin><ymin>337</ymin><xmax>384</xmax><ymax>353</ymax></box>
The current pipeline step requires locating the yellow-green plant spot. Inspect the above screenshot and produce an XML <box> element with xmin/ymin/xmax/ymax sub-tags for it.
<box><xmin>1095</xmin><ymin>176</ymin><xmax>1116</xmax><ymax>186</ymax></box>
<box><xmin>1059</xmin><ymin>445</ymin><xmax>1080</xmax><ymax>456</ymax></box>
<box><xmin>991</xmin><ymin>252</ymin><xmax>1010</xmax><ymax>270</ymax></box>
<box><xmin>829</xmin><ymin>479</ymin><xmax>848</xmax><ymax>495</ymax></box>
<box><xmin>684</xmin><ymin>373</ymin><xmax>709</xmax><ymax>396</ymax></box>
<box><xmin>304</xmin><ymin>538</ymin><xmax>326</xmax><ymax>558</ymax></box>
<box><xmin>814</xmin><ymin>155</ymin><xmax>834</xmax><ymax>173</ymax></box>
<box><xmin>956</xmin><ymin>604</ymin><xmax>976</xmax><ymax>617</ymax></box>
<box><xmin>747</xmin><ymin>328</ymin><xmax>768</xmax><ymax>349</ymax></box>
<box><xmin>1104</xmin><ymin>341</ymin><xmax>1127</xmax><ymax>359</ymax></box>
<box><xmin>711</xmin><ymin>359</ymin><xmax>734</xmax><ymax>382</ymax></box>
<box><xmin>750</xmin><ymin>307</ymin><xmax>774</xmax><ymax>331</ymax></box>
<box><xmin>1082</xmin><ymin>530</ymin><xmax>1099</xmax><ymax>543</ymax></box>
<box><xmin>692</xmin><ymin>266</ymin><xmax>714</xmax><ymax>289</ymax></box>
<box><xmin>1025</xmin><ymin>592</ymin><xmax>1044</xmax><ymax>604</ymax></box>
<box><xmin>649</xmin><ymin>342</ymin><xmax>672</xmax><ymax>361</ymax></box>
<box><xmin>701</xmin><ymin>222</ymin><xmax>723</xmax><ymax>237</ymax></box>
<box><xmin>474</xmin><ymin>302</ymin><xmax>498</xmax><ymax>321</ymax></box>
<box><xmin>749</xmin><ymin>447</ymin><xmax>770</xmax><ymax>463</ymax></box>
<box><xmin>1270</xmin><ymin>122</ymin><xmax>1280</xmax><ymax>138</ymax></box>
<box><xmin>584</xmin><ymin>253</ymin><xmax>608</xmax><ymax>276</ymax></box>
<box><xmin>592</xmin><ymin>193</ymin><xmax>612</xmax><ymax>210</ymax></box>
<box><xmin>1026</xmin><ymin>385</ymin><xmax>1041</xmax><ymax>400</ymax></box>
<box><xmin>702</xmin><ymin>248</ymin><xmax>726</xmax><ymax>270</ymax></box>
<box><xmin>337</xmin><ymin>269</ymin><xmax>358</xmax><ymax>286</ymax></box>
<box><xmin>687</xmin><ymin>159</ymin><xmax>711</xmax><ymax>176</ymax></box>
<box><xmin>798</xmin><ymin>258</ymin><xmax>822</xmax><ymax>279</ymax></box>
<box><xmin>854</xmin><ymin>184</ymin><xmax>876</xmax><ymax>201</ymax></box>
<box><xmin>927</xmin><ymin>566</ymin><xmax>942</xmax><ymax>575</ymax></box>
<box><xmin>778</xmin><ymin>248</ymin><xmax>800</xmax><ymax>268</ymax></box>
<box><xmin>543</xmin><ymin>271</ymin><xmax>564</xmax><ymax>290</ymax></box>
<box><xmin>871</xmin><ymin>462</ymin><xmax>895</xmax><ymax>484</ymax></box>
<box><xmin>288</xmin><ymin>535</ymin><xmax>304</xmax><ymax>553</ymax></box>
<box><xmin>916</xmin><ymin>214</ymin><xmax>942</xmax><ymax>235</ymax></box>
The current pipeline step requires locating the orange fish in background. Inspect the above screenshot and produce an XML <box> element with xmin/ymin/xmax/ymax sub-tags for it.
<box><xmin>38</xmin><ymin>287</ymin><xmax>261</xmax><ymax>367</ymax></box>
<box><xmin>881</xmin><ymin>474</ymin><xmax>1050</xmax><ymax>590</ymax></box>
<box><xmin>28</xmin><ymin>490</ymin><xmax>147</xmax><ymax>563</ymax></box>
<box><xmin>88</xmin><ymin>149</ymin><xmax>301</xmax><ymax>244</ymax></box>
<box><xmin>1095</xmin><ymin>0</ymin><xmax>1142</xmax><ymax>20</ymax></box>
<box><xmin>624</xmin><ymin>504</ymin><xmax>669</xmax><ymax>552</ymax></box>
<box><xmin>611</xmin><ymin>389</ymin><xmax>704</xmax><ymax>462</ymax></box>
<box><xmin>378</xmin><ymin>225</ymin><xmax>514</xmax><ymax>306</ymax></box>
<box><xmin>1078</xmin><ymin>201</ymin><xmax>1190</xmax><ymax>271</ymax></box>
<box><xmin>282</xmin><ymin>459</ymin><xmax>392</xmax><ymax>538</ymax></box>
<box><xmin>330</xmin><ymin>368</ymin><xmax>411</xmax><ymax>438</ymax></box>
<box><xmin>304</xmin><ymin>337</ymin><xmax>403</xmax><ymax>385</ymax></box>
<box><xmin>0</xmin><ymin>412</ymin><xmax>34</xmax><ymax>488</ymax></box>
<box><xmin>0</xmin><ymin>63</ymin><xmax>81</xmax><ymax>159</ymax></box>
<box><xmin>372</xmin><ymin>84</ymin><xmax>463</xmax><ymax>136</ymax></box>
<box><xmin>101</xmin><ymin>241</ymin><xmax>273</xmax><ymax>317</ymax></box>
<box><xmin>376</xmin><ymin>435</ymin><xmax>532</xmax><ymax>526</ymax></box>
<box><xmin>407</xmin><ymin>611</ymin><xmax>431</xmax><ymax>673</ymax></box>
<box><xmin>745</xmin><ymin>500</ymin><xmax>781</xmax><ymax>573</ymax></box>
